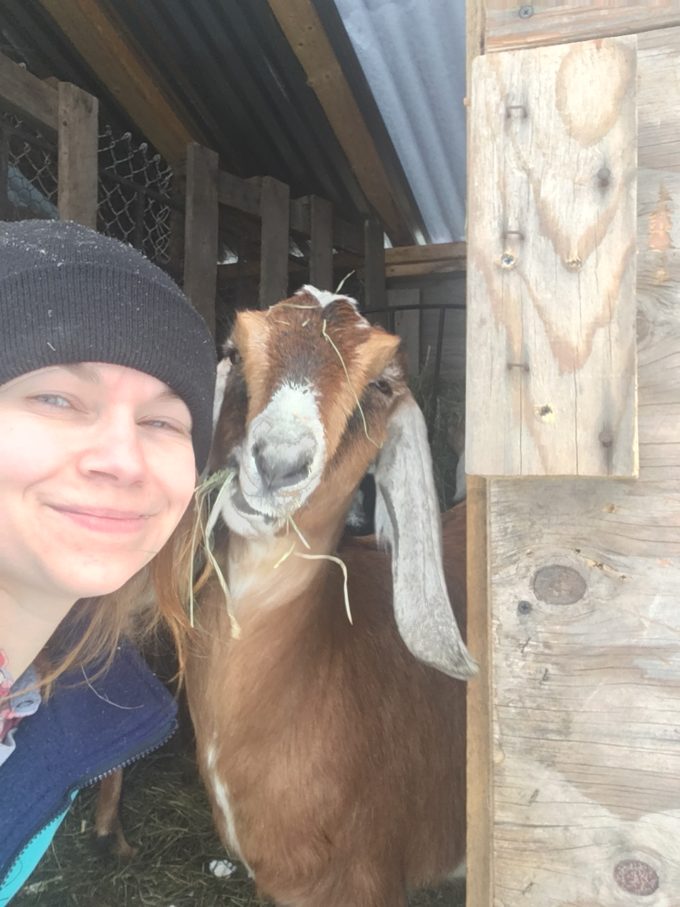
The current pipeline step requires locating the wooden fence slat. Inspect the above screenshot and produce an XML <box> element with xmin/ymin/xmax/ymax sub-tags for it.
<box><xmin>57</xmin><ymin>82</ymin><xmax>98</xmax><ymax>228</ymax></box>
<box><xmin>466</xmin><ymin>36</ymin><xmax>638</xmax><ymax>477</ymax></box>
<box><xmin>309</xmin><ymin>195</ymin><xmax>333</xmax><ymax>290</ymax></box>
<box><xmin>0</xmin><ymin>50</ymin><xmax>58</xmax><ymax>132</ymax></box>
<box><xmin>259</xmin><ymin>175</ymin><xmax>290</xmax><ymax>308</ymax></box>
<box><xmin>183</xmin><ymin>143</ymin><xmax>219</xmax><ymax>333</ymax></box>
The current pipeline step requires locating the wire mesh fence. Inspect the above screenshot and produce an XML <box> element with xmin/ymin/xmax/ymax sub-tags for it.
<box><xmin>0</xmin><ymin>107</ymin><xmax>179</xmax><ymax>269</ymax></box>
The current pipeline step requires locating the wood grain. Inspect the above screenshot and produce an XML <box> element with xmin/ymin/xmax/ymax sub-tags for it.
<box><xmin>183</xmin><ymin>143</ymin><xmax>219</xmax><ymax>332</ymax></box>
<box><xmin>57</xmin><ymin>82</ymin><xmax>98</xmax><ymax>228</ymax></box>
<box><xmin>466</xmin><ymin>36</ymin><xmax>638</xmax><ymax>477</ymax></box>
<box><xmin>485</xmin><ymin>2</ymin><xmax>680</xmax><ymax>53</ymax></box>
<box><xmin>484</xmin><ymin>25</ymin><xmax>680</xmax><ymax>905</ymax></box>
<box><xmin>0</xmin><ymin>50</ymin><xmax>57</xmax><ymax>132</ymax></box>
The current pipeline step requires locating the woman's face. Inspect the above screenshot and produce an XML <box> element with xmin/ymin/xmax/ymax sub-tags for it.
<box><xmin>0</xmin><ymin>362</ymin><xmax>196</xmax><ymax>605</ymax></box>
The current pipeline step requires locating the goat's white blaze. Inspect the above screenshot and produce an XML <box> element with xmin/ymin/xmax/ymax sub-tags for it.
<box><xmin>205</xmin><ymin>743</ymin><xmax>252</xmax><ymax>874</ymax></box>
<box><xmin>296</xmin><ymin>285</ymin><xmax>358</xmax><ymax>310</ymax></box>
<box><xmin>238</xmin><ymin>381</ymin><xmax>326</xmax><ymax>511</ymax></box>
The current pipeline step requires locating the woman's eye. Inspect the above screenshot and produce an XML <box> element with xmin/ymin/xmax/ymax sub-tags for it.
<box><xmin>32</xmin><ymin>393</ymin><xmax>73</xmax><ymax>409</ymax></box>
<box><xmin>142</xmin><ymin>418</ymin><xmax>190</xmax><ymax>436</ymax></box>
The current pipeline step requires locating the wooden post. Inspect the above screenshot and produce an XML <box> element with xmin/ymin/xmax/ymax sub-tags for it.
<box><xmin>183</xmin><ymin>142</ymin><xmax>219</xmax><ymax>333</ymax></box>
<box><xmin>363</xmin><ymin>217</ymin><xmax>386</xmax><ymax>311</ymax></box>
<box><xmin>57</xmin><ymin>81</ymin><xmax>98</xmax><ymax>228</ymax></box>
<box><xmin>309</xmin><ymin>195</ymin><xmax>333</xmax><ymax>290</ymax></box>
<box><xmin>259</xmin><ymin>175</ymin><xmax>290</xmax><ymax>308</ymax></box>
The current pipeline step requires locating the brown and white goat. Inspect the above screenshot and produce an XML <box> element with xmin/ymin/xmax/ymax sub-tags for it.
<box><xmin>186</xmin><ymin>286</ymin><xmax>476</xmax><ymax>907</ymax></box>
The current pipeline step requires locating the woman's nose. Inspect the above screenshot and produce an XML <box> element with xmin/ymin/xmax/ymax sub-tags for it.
<box><xmin>78</xmin><ymin>413</ymin><xmax>146</xmax><ymax>484</ymax></box>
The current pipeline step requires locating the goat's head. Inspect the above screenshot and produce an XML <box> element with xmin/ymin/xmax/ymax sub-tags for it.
<box><xmin>210</xmin><ymin>286</ymin><xmax>476</xmax><ymax>680</ymax></box>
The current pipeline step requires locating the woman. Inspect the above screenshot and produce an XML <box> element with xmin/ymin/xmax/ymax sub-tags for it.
<box><xmin>0</xmin><ymin>219</ymin><xmax>216</xmax><ymax>901</ymax></box>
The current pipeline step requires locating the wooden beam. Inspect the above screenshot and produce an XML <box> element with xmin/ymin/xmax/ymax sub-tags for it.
<box><xmin>183</xmin><ymin>143</ymin><xmax>219</xmax><ymax>333</ymax></box>
<box><xmin>267</xmin><ymin>0</ymin><xmax>413</xmax><ymax>245</ymax></box>
<box><xmin>466</xmin><ymin>36</ymin><xmax>638</xmax><ymax>478</ymax></box>
<box><xmin>0</xmin><ymin>50</ymin><xmax>58</xmax><ymax>132</ymax></box>
<box><xmin>485</xmin><ymin>2</ymin><xmax>680</xmax><ymax>53</ymax></box>
<box><xmin>309</xmin><ymin>195</ymin><xmax>333</xmax><ymax>290</ymax></box>
<box><xmin>37</xmin><ymin>0</ymin><xmax>199</xmax><ymax>163</ymax></box>
<box><xmin>57</xmin><ymin>82</ymin><xmax>98</xmax><ymax>228</ymax></box>
<box><xmin>259</xmin><ymin>176</ymin><xmax>290</xmax><ymax>308</ymax></box>
<box><xmin>466</xmin><ymin>475</ymin><xmax>492</xmax><ymax>907</ymax></box>
<box><xmin>385</xmin><ymin>242</ymin><xmax>467</xmax><ymax>278</ymax></box>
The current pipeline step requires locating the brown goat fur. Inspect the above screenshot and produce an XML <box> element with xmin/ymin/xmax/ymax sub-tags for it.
<box><xmin>186</xmin><ymin>288</ymin><xmax>471</xmax><ymax>907</ymax></box>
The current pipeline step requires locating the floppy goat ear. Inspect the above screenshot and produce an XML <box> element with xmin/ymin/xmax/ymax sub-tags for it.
<box><xmin>374</xmin><ymin>394</ymin><xmax>478</xmax><ymax>680</ymax></box>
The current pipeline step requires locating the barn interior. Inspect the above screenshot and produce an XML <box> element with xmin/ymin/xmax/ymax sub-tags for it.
<box><xmin>0</xmin><ymin>2</ymin><xmax>468</xmax><ymax>905</ymax></box>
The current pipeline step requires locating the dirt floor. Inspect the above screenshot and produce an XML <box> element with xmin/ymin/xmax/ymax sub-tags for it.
<box><xmin>13</xmin><ymin>744</ymin><xmax>465</xmax><ymax>907</ymax></box>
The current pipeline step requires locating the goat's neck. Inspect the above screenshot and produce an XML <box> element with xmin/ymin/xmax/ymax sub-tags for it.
<box><xmin>227</xmin><ymin>490</ymin><xmax>352</xmax><ymax>619</ymax></box>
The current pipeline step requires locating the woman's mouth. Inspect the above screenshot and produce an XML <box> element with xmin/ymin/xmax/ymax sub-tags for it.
<box><xmin>49</xmin><ymin>504</ymin><xmax>151</xmax><ymax>534</ymax></box>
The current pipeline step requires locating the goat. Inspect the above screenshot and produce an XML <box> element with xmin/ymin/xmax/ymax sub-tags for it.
<box><xmin>186</xmin><ymin>286</ymin><xmax>476</xmax><ymax>907</ymax></box>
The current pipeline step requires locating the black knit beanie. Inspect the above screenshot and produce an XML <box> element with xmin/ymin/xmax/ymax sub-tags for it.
<box><xmin>0</xmin><ymin>219</ymin><xmax>216</xmax><ymax>471</ymax></box>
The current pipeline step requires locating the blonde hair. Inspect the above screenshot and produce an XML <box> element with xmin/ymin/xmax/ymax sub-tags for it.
<box><xmin>30</xmin><ymin>504</ymin><xmax>196</xmax><ymax>699</ymax></box>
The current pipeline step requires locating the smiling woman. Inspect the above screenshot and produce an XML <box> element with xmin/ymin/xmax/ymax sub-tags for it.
<box><xmin>0</xmin><ymin>220</ymin><xmax>216</xmax><ymax>903</ymax></box>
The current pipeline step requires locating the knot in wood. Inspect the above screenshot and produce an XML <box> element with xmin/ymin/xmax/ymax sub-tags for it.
<box><xmin>533</xmin><ymin>565</ymin><xmax>586</xmax><ymax>605</ymax></box>
<box><xmin>597</xmin><ymin>166</ymin><xmax>612</xmax><ymax>189</ymax></box>
<box><xmin>613</xmin><ymin>859</ymin><xmax>659</xmax><ymax>896</ymax></box>
<box><xmin>599</xmin><ymin>429</ymin><xmax>614</xmax><ymax>448</ymax></box>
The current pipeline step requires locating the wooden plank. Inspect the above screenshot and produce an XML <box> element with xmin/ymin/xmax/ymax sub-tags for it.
<box><xmin>485</xmin><ymin>2</ymin><xmax>680</xmax><ymax>53</ymax></box>
<box><xmin>57</xmin><ymin>82</ymin><xmax>98</xmax><ymax>228</ymax></box>
<box><xmin>486</xmin><ymin>27</ymin><xmax>680</xmax><ymax>904</ymax></box>
<box><xmin>638</xmin><ymin>26</ymin><xmax>680</xmax><ymax>171</ymax></box>
<box><xmin>363</xmin><ymin>217</ymin><xmax>386</xmax><ymax>311</ymax></box>
<box><xmin>38</xmin><ymin>0</ymin><xmax>199</xmax><ymax>163</ymax></box>
<box><xmin>183</xmin><ymin>143</ymin><xmax>219</xmax><ymax>333</ymax></box>
<box><xmin>309</xmin><ymin>195</ymin><xmax>333</xmax><ymax>290</ymax></box>
<box><xmin>386</xmin><ymin>259</ymin><xmax>466</xmax><ymax>279</ymax></box>
<box><xmin>466</xmin><ymin>36</ymin><xmax>638</xmax><ymax>478</ymax></box>
<box><xmin>387</xmin><ymin>287</ymin><xmax>420</xmax><ymax>375</ymax></box>
<box><xmin>218</xmin><ymin>171</ymin><xmax>261</xmax><ymax>218</ymax></box>
<box><xmin>0</xmin><ymin>50</ymin><xmax>58</xmax><ymax>132</ymax></box>
<box><xmin>259</xmin><ymin>175</ymin><xmax>290</xmax><ymax>308</ymax></box>
<box><xmin>385</xmin><ymin>241</ymin><xmax>467</xmax><ymax>266</ymax></box>
<box><xmin>466</xmin><ymin>475</ymin><xmax>492</xmax><ymax>907</ymax></box>
<box><xmin>267</xmin><ymin>0</ymin><xmax>413</xmax><ymax>245</ymax></box>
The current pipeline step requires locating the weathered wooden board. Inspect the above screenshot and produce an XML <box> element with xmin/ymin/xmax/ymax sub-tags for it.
<box><xmin>57</xmin><ymin>82</ymin><xmax>98</xmax><ymax>228</ymax></box>
<box><xmin>482</xmin><ymin>26</ymin><xmax>680</xmax><ymax>905</ymax></box>
<box><xmin>485</xmin><ymin>2</ymin><xmax>680</xmax><ymax>53</ymax></box>
<box><xmin>0</xmin><ymin>50</ymin><xmax>57</xmax><ymax>132</ymax></box>
<box><xmin>309</xmin><ymin>195</ymin><xmax>333</xmax><ymax>290</ymax></box>
<box><xmin>183</xmin><ymin>143</ymin><xmax>219</xmax><ymax>333</ymax></box>
<box><xmin>258</xmin><ymin>175</ymin><xmax>290</xmax><ymax>309</ymax></box>
<box><xmin>466</xmin><ymin>37</ymin><xmax>638</xmax><ymax>477</ymax></box>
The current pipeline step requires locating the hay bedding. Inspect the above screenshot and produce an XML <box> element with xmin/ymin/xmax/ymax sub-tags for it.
<box><xmin>13</xmin><ymin>743</ymin><xmax>465</xmax><ymax>907</ymax></box>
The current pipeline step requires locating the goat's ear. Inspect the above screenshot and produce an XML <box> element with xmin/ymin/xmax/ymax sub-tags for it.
<box><xmin>213</xmin><ymin>357</ymin><xmax>232</xmax><ymax>429</ymax></box>
<box><xmin>374</xmin><ymin>394</ymin><xmax>477</xmax><ymax>680</ymax></box>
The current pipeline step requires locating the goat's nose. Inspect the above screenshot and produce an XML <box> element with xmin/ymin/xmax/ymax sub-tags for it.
<box><xmin>252</xmin><ymin>437</ymin><xmax>315</xmax><ymax>491</ymax></box>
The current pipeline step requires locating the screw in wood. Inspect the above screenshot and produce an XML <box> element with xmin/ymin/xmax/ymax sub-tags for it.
<box><xmin>518</xmin><ymin>5</ymin><xmax>534</xmax><ymax>18</ymax></box>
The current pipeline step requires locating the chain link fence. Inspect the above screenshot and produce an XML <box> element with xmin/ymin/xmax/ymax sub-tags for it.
<box><xmin>0</xmin><ymin>108</ymin><xmax>180</xmax><ymax>269</ymax></box>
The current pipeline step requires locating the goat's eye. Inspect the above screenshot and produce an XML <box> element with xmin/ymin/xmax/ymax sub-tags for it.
<box><xmin>370</xmin><ymin>378</ymin><xmax>392</xmax><ymax>396</ymax></box>
<box><xmin>225</xmin><ymin>346</ymin><xmax>242</xmax><ymax>366</ymax></box>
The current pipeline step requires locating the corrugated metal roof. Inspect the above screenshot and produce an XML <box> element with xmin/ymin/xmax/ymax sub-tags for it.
<box><xmin>330</xmin><ymin>0</ymin><xmax>467</xmax><ymax>243</ymax></box>
<box><xmin>0</xmin><ymin>0</ymin><xmax>466</xmax><ymax>244</ymax></box>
